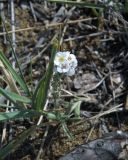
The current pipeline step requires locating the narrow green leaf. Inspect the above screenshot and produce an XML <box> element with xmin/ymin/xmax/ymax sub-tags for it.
<box><xmin>0</xmin><ymin>125</ymin><xmax>37</xmax><ymax>159</ymax></box>
<box><xmin>0</xmin><ymin>88</ymin><xmax>31</xmax><ymax>104</ymax></box>
<box><xmin>61</xmin><ymin>122</ymin><xmax>73</xmax><ymax>139</ymax></box>
<box><xmin>33</xmin><ymin>42</ymin><xmax>57</xmax><ymax>111</ymax></box>
<box><xmin>46</xmin><ymin>112</ymin><xmax>57</xmax><ymax>120</ymax></box>
<box><xmin>48</xmin><ymin>0</ymin><xmax>105</xmax><ymax>9</ymax></box>
<box><xmin>32</xmin><ymin>75</ymin><xmax>46</xmax><ymax>111</ymax></box>
<box><xmin>0</xmin><ymin>110</ymin><xmax>41</xmax><ymax>122</ymax></box>
<box><xmin>0</xmin><ymin>88</ymin><xmax>16</xmax><ymax>105</ymax></box>
<box><xmin>69</xmin><ymin>101</ymin><xmax>81</xmax><ymax>117</ymax></box>
<box><xmin>125</xmin><ymin>0</ymin><xmax>128</xmax><ymax>13</ymax></box>
<box><xmin>0</xmin><ymin>103</ymin><xmax>16</xmax><ymax>108</ymax></box>
<box><xmin>1</xmin><ymin>19</ymin><xmax>30</xmax><ymax>96</ymax></box>
<box><xmin>0</xmin><ymin>51</ymin><xmax>29</xmax><ymax>95</ymax></box>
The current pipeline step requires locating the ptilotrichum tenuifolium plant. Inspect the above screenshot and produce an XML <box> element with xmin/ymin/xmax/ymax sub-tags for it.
<box><xmin>54</xmin><ymin>51</ymin><xmax>78</xmax><ymax>76</ymax></box>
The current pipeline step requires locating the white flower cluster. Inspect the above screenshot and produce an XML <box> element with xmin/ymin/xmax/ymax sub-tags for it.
<box><xmin>54</xmin><ymin>51</ymin><xmax>77</xmax><ymax>76</ymax></box>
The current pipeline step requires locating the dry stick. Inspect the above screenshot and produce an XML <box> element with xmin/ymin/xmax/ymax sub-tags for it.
<box><xmin>59</xmin><ymin>7</ymin><xmax>74</xmax><ymax>45</ymax></box>
<box><xmin>1</xmin><ymin>102</ymin><xmax>9</xmax><ymax>147</ymax></box>
<box><xmin>61</xmin><ymin>89</ymin><xmax>125</xmax><ymax>106</ymax></box>
<box><xmin>59</xmin><ymin>0</ymin><xmax>81</xmax><ymax>45</ymax></box>
<box><xmin>85</xmin><ymin>77</ymin><xmax>107</xmax><ymax>142</ymax></box>
<box><xmin>92</xmin><ymin>61</ymin><xmax>107</xmax><ymax>94</ymax></box>
<box><xmin>0</xmin><ymin>3</ymin><xmax>6</xmax><ymax>43</ymax></box>
<box><xmin>84</xmin><ymin>76</ymin><xmax>107</xmax><ymax>93</ymax></box>
<box><xmin>36</xmin><ymin>126</ymin><xmax>49</xmax><ymax>160</ymax></box>
<box><xmin>7</xmin><ymin>0</ymin><xmax>16</xmax><ymax>155</ymax></box>
<box><xmin>47</xmin><ymin>17</ymin><xmax>97</xmax><ymax>27</ymax></box>
<box><xmin>61</xmin><ymin>89</ymin><xmax>98</xmax><ymax>104</ymax></box>
<box><xmin>61</xmin><ymin>88</ymin><xmax>94</xmax><ymax>100</ymax></box>
<box><xmin>37</xmin><ymin>98</ymin><xmax>50</xmax><ymax>126</ymax></box>
<box><xmin>0</xmin><ymin>27</ymin><xmax>35</xmax><ymax>36</ymax></box>
<box><xmin>90</xmin><ymin>103</ymin><xmax>123</xmax><ymax>120</ymax></box>
<box><xmin>31</xmin><ymin>33</ymin><xmax>58</xmax><ymax>64</ymax></box>
<box><xmin>0</xmin><ymin>17</ymin><xmax>97</xmax><ymax>36</ymax></box>
<box><xmin>10</xmin><ymin>0</ymin><xmax>16</xmax><ymax>51</ymax></box>
<box><xmin>104</xmin><ymin>91</ymin><xmax>125</xmax><ymax>107</ymax></box>
<box><xmin>9</xmin><ymin>0</ymin><xmax>24</xmax><ymax>97</ymax></box>
<box><xmin>44</xmin><ymin>0</ymin><xmax>48</xmax><ymax>9</ymax></box>
<box><xmin>114</xmin><ymin>10</ymin><xmax>128</xmax><ymax>111</ymax></box>
<box><xmin>10</xmin><ymin>0</ymin><xmax>16</xmax><ymax>69</ymax></box>
<box><xmin>109</xmin><ymin>67</ymin><xmax>116</xmax><ymax>100</ymax></box>
<box><xmin>29</xmin><ymin>1</ymin><xmax>37</xmax><ymax>22</ymax></box>
<box><xmin>86</xmin><ymin>103</ymin><xmax>123</xmax><ymax>143</ymax></box>
<box><xmin>108</xmin><ymin>61</ymin><xmax>121</xmax><ymax>129</ymax></box>
<box><xmin>64</xmin><ymin>30</ymin><xmax>126</xmax><ymax>41</ymax></box>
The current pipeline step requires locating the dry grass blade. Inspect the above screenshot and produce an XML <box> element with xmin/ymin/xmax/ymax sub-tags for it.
<box><xmin>0</xmin><ymin>60</ymin><xmax>20</xmax><ymax>95</ymax></box>
<box><xmin>90</xmin><ymin>103</ymin><xmax>123</xmax><ymax>120</ymax></box>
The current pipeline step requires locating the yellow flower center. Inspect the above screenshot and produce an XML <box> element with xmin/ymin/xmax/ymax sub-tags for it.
<box><xmin>58</xmin><ymin>56</ymin><xmax>65</xmax><ymax>62</ymax></box>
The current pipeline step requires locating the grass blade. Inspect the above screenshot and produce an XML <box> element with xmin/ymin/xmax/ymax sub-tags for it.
<box><xmin>0</xmin><ymin>110</ymin><xmax>41</xmax><ymax>122</ymax></box>
<box><xmin>0</xmin><ymin>50</ymin><xmax>29</xmax><ymax>95</ymax></box>
<box><xmin>0</xmin><ymin>125</ymin><xmax>37</xmax><ymax>159</ymax></box>
<box><xmin>0</xmin><ymin>88</ymin><xmax>31</xmax><ymax>104</ymax></box>
<box><xmin>33</xmin><ymin>42</ymin><xmax>57</xmax><ymax>111</ymax></box>
<box><xmin>0</xmin><ymin>103</ymin><xmax>14</xmax><ymax>108</ymax></box>
<box><xmin>2</xmin><ymin>19</ymin><xmax>30</xmax><ymax>96</ymax></box>
<box><xmin>61</xmin><ymin>122</ymin><xmax>73</xmax><ymax>139</ymax></box>
<box><xmin>69</xmin><ymin>101</ymin><xmax>81</xmax><ymax>117</ymax></box>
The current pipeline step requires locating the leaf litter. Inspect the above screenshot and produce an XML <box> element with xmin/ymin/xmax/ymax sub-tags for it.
<box><xmin>0</xmin><ymin>0</ymin><xmax>128</xmax><ymax>159</ymax></box>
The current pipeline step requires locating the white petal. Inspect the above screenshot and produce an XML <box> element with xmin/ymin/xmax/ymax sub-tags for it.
<box><xmin>56</xmin><ymin>51</ymin><xmax>70</xmax><ymax>57</ymax></box>
<box><xmin>54</xmin><ymin>51</ymin><xmax>77</xmax><ymax>75</ymax></box>
<box><xmin>56</xmin><ymin>61</ymin><xmax>70</xmax><ymax>73</ymax></box>
<box><xmin>57</xmin><ymin>66</ymin><xmax>69</xmax><ymax>73</ymax></box>
<box><xmin>67</xmin><ymin>54</ymin><xmax>76</xmax><ymax>61</ymax></box>
<box><xmin>70</xmin><ymin>59</ymin><xmax>78</xmax><ymax>68</ymax></box>
<box><xmin>54</xmin><ymin>51</ymin><xmax>70</xmax><ymax>66</ymax></box>
<box><xmin>66</xmin><ymin>68</ymin><xmax>75</xmax><ymax>76</ymax></box>
<box><xmin>63</xmin><ymin>51</ymin><xmax>70</xmax><ymax>56</ymax></box>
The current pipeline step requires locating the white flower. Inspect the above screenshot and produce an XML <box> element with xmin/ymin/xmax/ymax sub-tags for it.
<box><xmin>56</xmin><ymin>61</ymin><xmax>70</xmax><ymax>73</ymax></box>
<box><xmin>54</xmin><ymin>51</ymin><xmax>70</xmax><ymax>65</ymax></box>
<box><xmin>66</xmin><ymin>68</ymin><xmax>75</xmax><ymax>76</ymax></box>
<box><xmin>54</xmin><ymin>51</ymin><xmax>78</xmax><ymax>76</ymax></box>
<box><xmin>67</xmin><ymin>54</ymin><xmax>78</xmax><ymax>68</ymax></box>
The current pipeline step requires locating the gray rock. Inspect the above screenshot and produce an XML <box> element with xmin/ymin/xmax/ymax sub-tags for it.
<box><xmin>59</xmin><ymin>131</ymin><xmax>128</xmax><ymax>160</ymax></box>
